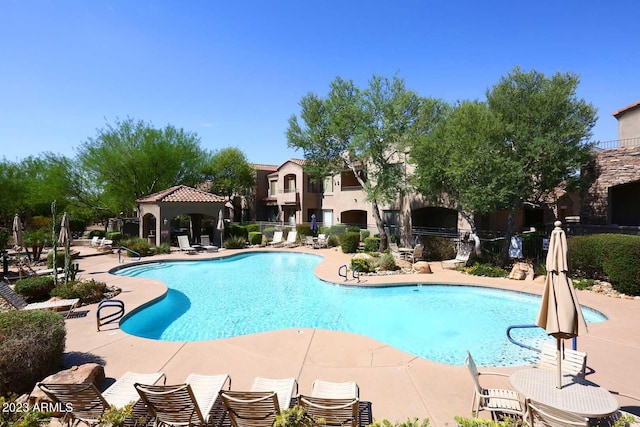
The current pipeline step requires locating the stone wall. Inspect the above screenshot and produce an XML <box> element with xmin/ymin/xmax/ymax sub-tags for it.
<box><xmin>581</xmin><ymin>145</ymin><xmax>640</xmax><ymax>224</ymax></box>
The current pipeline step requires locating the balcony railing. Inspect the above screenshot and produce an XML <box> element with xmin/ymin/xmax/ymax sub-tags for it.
<box><xmin>280</xmin><ymin>189</ymin><xmax>299</xmax><ymax>204</ymax></box>
<box><xmin>596</xmin><ymin>137</ymin><xmax>640</xmax><ymax>150</ymax></box>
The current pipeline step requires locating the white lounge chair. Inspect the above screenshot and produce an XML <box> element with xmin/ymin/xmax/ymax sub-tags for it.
<box><xmin>90</xmin><ymin>236</ymin><xmax>100</xmax><ymax>247</ymax></box>
<box><xmin>442</xmin><ymin>242</ymin><xmax>473</xmax><ymax>270</ymax></box>
<box><xmin>177</xmin><ymin>235</ymin><xmax>198</xmax><ymax>254</ymax></box>
<box><xmin>0</xmin><ymin>281</ymin><xmax>79</xmax><ymax>318</ymax></box>
<box><xmin>464</xmin><ymin>350</ymin><xmax>524</xmax><ymax>420</ymax></box>
<box><xmin>200</xmin><ymin>235</ymin><xmax>219</xmax><ymax>252</ymax></box>
<box><xmin>282</xmin><ymin>231</ymin><xmax>298</xmax><ymax>247</ymax></box>
<box><xmin>317</xmin><ymin>234</ymin><xmax>329</xmax><ymax>248</ymax></box>
<box><xmin>250</xmin><ymin>377</ymin><xmax>298</xmax><ymax>411</ymax></box>
<box><xmin>304</xmin><ymin>235</ymin><xmax>318</xmax><ymax>249</ymax></box>
<box><xmin>135</xmin><ymin>373</ymin><xmax>231</xmax><ymax>427</ymax></box>
<box><xmin>538</xmin><ymin>342</ymin><xmax>587</xmax><ymax>378</ymax></box>
<box><xmin>38</xmin><ymin>371</ymin><xmax>166</xmax><ymax>426</ymax></box>
<box><xmin>268</xmin><ymin>231</ymin><xmax>284</xmax><ymax>247</ymax></box>
<box><xmin>220</xmin><ymin>390</ymin><xmax>283</xmax><ymax>427</ymax></box>
<box><xmin>299</xmin><ymin>380</ymin><xmax>360</xmax><ymax>427</ymax></box>
<box><xmin>525</xmin><ymin>398</ymin><xmax>588</xmax><ymax>426</ymax></box>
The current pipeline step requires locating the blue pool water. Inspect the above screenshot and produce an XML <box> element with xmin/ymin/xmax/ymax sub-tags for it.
<box><xmin>116</xmin><ymin>252</ymin><xmax>606</xmax><ymax>367</ymax></box>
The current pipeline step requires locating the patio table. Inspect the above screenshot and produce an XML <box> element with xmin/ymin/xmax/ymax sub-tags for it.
<box><xmin>510</xmin><ymin>368</ymin><xmax>619</xmax><ymax>419</ymax></box>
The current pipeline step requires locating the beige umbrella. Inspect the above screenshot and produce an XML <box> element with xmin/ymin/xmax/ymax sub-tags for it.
<box><xmin>217</xmin><ymin>208</ymin><xmax>225</xmax><ymax>246</ymax></box>
<box><xmin>12</xmin><ymin>214</ymin><xmax>23</xmax><ymax>250</ymax></box>
<box><xmin>58</xmin><ymin>212</ymin><xmax>72</xmax><ymax>283</ymax></box>
<box><xmin>536</xmin><ymin>220</ymin><xmax>588</xmax><ymax>388</ymax></box>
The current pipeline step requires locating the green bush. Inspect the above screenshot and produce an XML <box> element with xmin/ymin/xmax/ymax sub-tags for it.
<box><xmin>50</xmin><ymin>279</ymin><xmax>107</xmax><ymax>304</ymax></box>
<box><xmin>14</xmin><ymin>276</ymin><xmax>55</xmax><ymax>302</ymax></box>
<box><xmin>246</xmin><ymin>224</ymin><xmax>260</xmax><ymax>233</ymax></box>
<box><xmin>389</xmin><ymin>234</ymin><xmax>400</xmax><ymax>244</ymax></box>
<box><xmin>69</xmin><ymin>218</ymin><xmax>87</xmax><ymax>236</ymax></box>
<box><xmin>351</xmin><ymin>257</ymin><xmax>374</xmax><ymax>273</ymax></box>
<box><xmin>88</xmin><ymin>229</ymin><xmax>106</xmax><ymax>238</ymax></box>
<box><xmin>520</xmin><ymin>231</ymin><xmax>545</xmax><ymax>261</ymax></box>
<box><xmin>0</xmin><ymin>310</ymin><xmax>66</xmax><ymax>395</ymax></box>
<box><xmin>226</xmin><ymin>224</ymin><xmax>248</xmax><ymax>239</ymax></box>
<box><xmin>248</xmin><ymin>231</ymin><xmax>263</xmax><ymax>245</ymax></box>
<box><xmin>224</xmin><ymin>235</ymin><xmax>247</xmax><ymax>249</ymax></box>
<box><xmin>464</xmin><ymin>262</ymin><xmax>509</xmax><ymax>277</ymax></box>
<box><xmin>376</xmin><ymin>252</ymin><xmax>398</xmax><ymax>271</ymax></box>
<box><xmin>153</xmin><ymin>243</ymin><xmax>171</xmax><ymax>254</ymax></box>
<box><xmin>454</xmin><ymin>417</ymin><xmax>520</xmax><ymax>427</ymax></box>
<box><xmin>47</xmin><ymin>250</ymin><xmax>71</xmax><ymax>270</ymax></box>
<box><xmin>106</xmin><ymin>231</ymin><xmax>122</xmax><ymax>244</ymax></box>
<box><xmin>346</xmin><ymin>225</ymin><xmax>361</xmax><ymax>233</ymax></box>
<box><xmin>328</xmin><ymin>224</ymin><xmax>347</xmax><ymax>238</ymax></box>
<box><xmin>341</xmin><ymin>232</ymin><xmax>361</xmax><ymax>253</ymax></box>
<box><xmin>421</xmin><ymin>236</ymin><xmax>456</xmax><ymax>261</ymax></box>
<box><xmin>360</xmin><ymin>229</ymin><xmax>371</xmax><ymax>241</ymax></box>
<box><xmin>296</xmin><ymin>223</ymin><xmax>312</xmax><ymax>237</ymax></box>
<box><xmin>262</xmin><ymin>227</ymin><xmax>276</xmax><ymax>240</ymax></box>
<box><xmin>121</xmin><ymin>238</ymin><xmax>151</xmax><ymax>257</ymax></box>
<box><xmin>569</xmin><ymin>234</ymin><xmax>640</xmax><ymax>295</ymax></box>
<box><xmin>0</xmin><ymin>227</ymin><xmax>10</xmax><ymax>250</ymax></box>
<box><xmin>327</xmin><ymin>235</ymin><xmax>339</xmax><ymax>247</ymax></box>
<box><xmin>364</xmin><ymin>237</ymin><xmax>380</xmax><ymax>253</ymax></box>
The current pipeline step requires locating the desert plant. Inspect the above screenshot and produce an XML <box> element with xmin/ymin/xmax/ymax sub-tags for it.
<box><xmin>246</xmin><ymin>224</ymin><xmax>260</xmax><ymax>233</ymax></box>
<box><xmin>376</xmin><ymin>252</ymin><xmax>398</xmax><ymax>271</ymax></box>
<box><xmin>50</xmin><ymin>279</ymin><xmax>107</xmax><ymax>304</ymax></box>
<box><xmin>99</xmin><ymin>404</ymin><xmax>134</xmax><ymax>427</ymax></box>
<box><xmin>341</xmin><ymin>232</ymin><xmax>361</xmax><ymax>253</ymax></box>
<box><xmin>153</xmin><ymin>243</ymin><xmax>171</xmax><ymax>254</ymax></box>
<box><xmin>273</xmin><ymin>405</ymin><xmax>320</xmax><ymax>427</ymax></box>
<box><xmin>23</xmin><ymin>228</ymin><xmax>51</xmax><ymax>262</ymax></box>
<box><xmin>327</xmin><ymin>235</ymin><xmax>339</xmax><ymax>247</ymax></box>
<box><xmin>248</xmin><ymin>231</ymin><xmax>263</xmax><ymax>245</ymax></box>
<box><xmin>464</xmin><ymin>263</ymin><xmax>509</xmax><ymax>278</ymax></box>
<box><xmin>120</xmin><ymin>237</ymin><xmax>151</xmax><ymax>257</ymax></box>
<box><xmin>351</xmin><ymin>257</ymin><xmax>374</xmax><ymax>273</ymax></box>
<box><xmin>14</xmin><ymin>276</ymin><xmax>56</xmax><ymax>302</ymax></box>
<box><xmin>454</xmin><ymin>417</ymin><xmax>522</xmax><ymax>427</ymax></box>
<box><xmin>369</xmin><ymin>418</ymin><xmax>430</xmax><ymax>427</ymax></box>
<box><xmin>0</xmin><ymin>310</ymin><xmax>66</xmax><ymax>395</ymax></box>
<box><xmin>224</xmin><ymin>235</ymin><xmax>247</xmax><ymax>249</ymax></box>
<box><xmin>296</xmin><ymin>223</ymin><xmax>312</xmax><ymax>237</ymax></box>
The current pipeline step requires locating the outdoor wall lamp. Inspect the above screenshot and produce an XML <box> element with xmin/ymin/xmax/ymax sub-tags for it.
<box><xmin>163</xmin><ymin>218</ymin><xmax>168</xmax><ymax>225</ymax></box>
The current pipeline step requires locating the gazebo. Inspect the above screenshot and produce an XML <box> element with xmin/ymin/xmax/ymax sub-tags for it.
<box><xmin>136</xmin><ymin>185</ymin><xmax>227</xmax><ymax>247</ymax></box>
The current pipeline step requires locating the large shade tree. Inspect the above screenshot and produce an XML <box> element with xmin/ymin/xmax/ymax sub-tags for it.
<box><xmin>76</xmin><ymin>117</ymin><xmax>210</xmax><ymax>216</ymax></box>
<box><xmin>287</xmin><ymin>75</ymin><xmax>442</xmax><ymax>250</ymax></box>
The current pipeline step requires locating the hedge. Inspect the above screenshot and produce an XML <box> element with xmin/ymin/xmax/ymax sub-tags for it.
<box><xmin>364</xmin><ymin>237</ymin><xmax>380</xmax><ymax>253</ymax></box>
<box><xmin>569</xmin><ymin>234</ymin><xmax>640</xmax><ymax>296</ymax></box>
<box><xmin>0</xmin><ymin>310</ymin><xmax>66</xmax><ymax>395</ymax></box>
<box><xmin>14</xmin><ymin>276</ymin><xmax>56</xmax><ymax>302</ymax></box>
<box><xmin>341</xmin><ymin>232</ymin><xmax>361</xmax><ymax>253</ymax></box>
<box><xmin>248</xmin><ymin>231</ymin><xmax>263</xmax><ymax>245</ymax></box>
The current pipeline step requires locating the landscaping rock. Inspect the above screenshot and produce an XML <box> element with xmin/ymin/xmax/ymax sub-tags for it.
<box><xmin>29</xmin><ymin>363</ymin><xmax>105</xmax><ymax>403</ymax></box>
<box><xmin>352</xmin><ymin>253</ymin><xmax>375</xmax><ymax>261</ymax></box>
<box><xmin>509</xmin><ymin>262</ymin><xmax>534</xmax><ymax>280</ymax></box>
<box><xmin>413</xmin><ymin>261</ymin><xmax>432</xmax><ymax>274</ymax></box>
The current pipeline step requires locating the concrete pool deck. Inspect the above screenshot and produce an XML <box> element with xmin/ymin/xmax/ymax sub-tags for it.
<box><xmin>62</xmin><ymin>245</ymin><xmax>640</xmax><ymax>426</ymax></box>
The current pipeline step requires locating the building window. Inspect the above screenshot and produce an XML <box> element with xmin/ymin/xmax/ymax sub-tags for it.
<box><xmin>269</xmin><ymin>179</ymin><xmax>277</xmax><ymax>196</ymax></box>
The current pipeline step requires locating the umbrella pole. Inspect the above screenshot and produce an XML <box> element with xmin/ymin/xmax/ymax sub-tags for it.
<box><xmin>557</xmin><ymin>339</ymin><xmax>563</xmax><ymax>389</ymax></box>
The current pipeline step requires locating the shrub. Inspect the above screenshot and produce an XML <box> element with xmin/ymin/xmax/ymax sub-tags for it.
<box><xmin>88</xmin><ymin>229</ymin><xmax>106</xmax><ymax>238</ymax></box>
<box><xmin>421</xmin><ymin>236</ymin><xmax>456</xmax><ymax>261</ymax></box>
<box><xmin>14</xmin><ymin>276</ymin><xmax>55</xmax><ymax>302</ymax></box>
<box><xmin>296</xmin><ymin>223</ymin><xmax>312</xmax><ymax>237</ymax></box>
<box><xmin>376</xmin><ymin>252</ymin><xmax>398</xmax><ymax>271</ymax></box>
<box><xmin>0</xmin><ymin>395</ymin><xmax>51</xmax><ymax>427</ymax></box>
<box><xmin>262</xmin><ymin>227</ymin><xmax>276</xmax><ymax>240</ymax></box>
<box><xmin>327</xmin><ymin>235</ymin><xmax>339</xmax><ymax>247</ymax></box>
<box><xmin>350</xmin><ymin>257</ymin><xmax>374</xmax><ymax>273</ymax></box>
<box><xmin>153</xmin><ymin>243</ymin><xmax>171</xmax><ymax>254</ymax></box>
<box><xmin>274</xmin><ymin>405</ymin><xmax>316</xmax><ymax>427</ymax></box>
<box><xmin>568</xmin><ymin>235</ymin><xmax>605</xmax><ymax>279</ymax></box>
<box><xmin>454</xmin><ymin>417</ymin><xmax>520</xmax><ymax>427</ymax></box>
<box><xmin>0</xmin><ymin>227</ymin><xmax>10</xmax><ymax>250</ymax></box>
<box><xmin>0</xmin><ymin>310</ymin><xmax>66</xmax><ymax>395</ymax></box>
<box><xmin>121</xmin><ymin>238</ymin><xmax>151</xmax><ymax>257</ymax></box>
<box><xmin>106</xmin><ymin>231</ymin><xmax>122</xmax><ymax>244</ymax></box>
<box><xmin>346</xmin><ymin>225</ymin><xmax>360</xmax><ymax>233</ymax></box>
<box><xmin>341</xmin><ymin>232</ymin><xmax>361</xmax><ymax>253</ymax></box>
<box><xmin>51</xmin><ymin>279</ymin><xmax>107</xmax><ymax>304</ymax></box>
<box><xmin>370</xmin><ymin>418</ymin><xmax>430</xmax><ymax>427</ymax></box>
<box><xmin>360</xmin><ymin>229</ymin><xmax>370</xmax><ymax>241</ymax></box>
<box><xmin>464</xmin><ymin>263</ymin><xmax>509</xmax><ymax>277</ymax></box>
<box><xmin>248</xmin><ymin>231</ymin><xmax>263</xmax><ymax>245</ymax></box>
<box><xmin>389</xmin><ymin>234</ymin><xmax>400</xmax><ymax>244</ymax></box>
<box><xmin>246</xmin><ymin>224</ymin><xmax>260</xmax><ymax>233</ymax></box>
<box><xmin>47</xmin><ymin>250</ymin><xmax>71</xmax><ymax>270</ymax></box>
<box><xmin>69</xmin><ymin>218</ymin><xmax>87</xmax><ymax>237</ymax></box>
<box><xmin>224</xmin><ymin>235</ymin><xmax>247</xmax><ymax>249</ymax></box>
<box><xmin>226</xmin><ymin>224</ymin><xmax>248</xmax><ymax>239</ymax></box>
<box><xmin>520</xmin><ymin>231</ymin><xmax>545</xmax><ymax>262</ymax></box>
<box><xmin>364</xmin><ymin>237</ymin><xmax>380</xmax><ymax>253</ymax></box>
<box><xmin>328</xmin><ymin>224</ymin><xmax>347</xmax><ymax>238</ymax></box>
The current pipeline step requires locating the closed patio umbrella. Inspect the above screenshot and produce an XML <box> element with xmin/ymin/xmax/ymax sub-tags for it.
<box><xmin>12</xmin><ymin>214</ymin><xmax>23</xmax><ymax>250</ymax></box>
<box><xmin>217</xmin><ymin>209</ymin><xmax>225</xmax><ymax>247</ymax></box>
<box><xmin>311</xmin><ymin>214</ymin><xmax>318</xmax><ymax>234</ymax></box>
<box><xmin>536</xmin><ymin>220</ymin><xmax>588</xmax><ymax>388</ymax></box>
<box><xmin>58</xmin><ymin>212</ymin><xmax>72</xmax><ymax>283</ymax></box>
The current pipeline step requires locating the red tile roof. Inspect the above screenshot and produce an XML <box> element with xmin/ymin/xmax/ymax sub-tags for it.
<box><xmin>612</xmin><ymin>100</ymin><xmax>640</xmax><ymax>118</ymax></box>
<box><xmin>136</xmin><ymin>185</ymin><xmax>226</xmax><ymax>203</ymax></box>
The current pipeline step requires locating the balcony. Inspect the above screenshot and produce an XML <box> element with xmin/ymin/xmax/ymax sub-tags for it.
<box><xmin>596</xmin><ymin>137</ymin><xmax>640</xmax><ymax>150</ymax></box>
<box><xmin>281</xmin><ymin>189</ymin><xmax>299</xmax><ymax>205</ymax></box>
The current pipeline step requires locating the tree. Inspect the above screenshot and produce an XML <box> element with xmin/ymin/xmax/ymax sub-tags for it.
<box><xmin>287</xmin><ymin>75</ymin><xmax>440</xmax><ymax>250</ymax></box>
<box><xmin>486</xmin><ymin>67</ymin><xmax>596</xmax><ymax>262</ymax></box>
<box><xmin>76</xmin><ymin>117</ymin><xmax>210</xmax><ymax>216</ymax></box>
<box><xmin>203</xmin><ymin>147</ymin><xmax>256</xmax><ymax>220</ymax></box>
<box><xmin>412</xmin><ymin>100</ymin><xmax>519</xmax><ymax>235</ymax></box>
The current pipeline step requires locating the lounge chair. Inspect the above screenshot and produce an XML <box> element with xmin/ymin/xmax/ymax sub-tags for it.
<box><xmin>220</xmin><ymin>391</ymin><xmax>282</xmax><ymax>427</ymax></box>
<box><xmin>177</xmin><ymin>235</ymin><xmax>198</xmax><ymax>254</ymax></box>
<box><xmin>441</xmin><ymin>242</ymin><xmax>473</xmax><ymax>270</ymax></box>
<box><xmin>298</xmin><ymin>380</ymin><xmax>360</xmax><ymax>427</ymax></box>
<box><xmin>317</xmin><ymin>234</ymin><xmax>329</xmax><ymax>248</ymax></box>
<box><xmin>0</xmin><ymin>281</ymin><xmax>79</xmax><ymax>318</ymax></box>
<box><xmin>250</xmin><ymin>377</ymin><xmax>298</xmax><ymax>411</ymax></box>
<box><xmin>97</xmin><ymin>237</ymin><xmax>113</xmax><ymax>252</ymax></box>
<box><xmin>389</xmin><ymin>242</ymin><xmax>402</xmax><ymax>259</ymax></box>
<box><xmin>464</xmin><ymin>350</ymin><xmax>524</xmax><ymax>420</ymax></box>
<box><xmin>90</xmin><ymin>236</ymin><xmax>100</xmax><ymax>247</ymax></box>
<box><xmin>268</xmin><ymin>231</ymin><xmax>284</xmax><ymax>247</ymax></box>
<box><xmin>38</xmin><ymin>371</ymin><xmax>166</xmax><ymax>427</ymax></box>
<box><xmin>199</xmin><ymin>235</ymin><xmax>219</xmax><ymax>252</ymax></box>
<box><xmin>135</xmin><ymin>373</ymin><xmax>231</xmax><ymax>427</ymax></box>
<box><xmin>538</xmin><ymin>342</ymin><xmax>587</xmax><ymax>378</ymax></box>
<box><xmin>304</xmin><ymin>235</ymin><xmax>318</xmax><ymax>249</ymax></box>
<box><xmin>408</xmin><ymin>244</ymin><xmax>424</xmax><ymax>264</ymax></box>
<box><xmin>525</xmin><ymin>398</ymin><xmax>588</xmax><ymax>426</ymax></box>
<box><xmin>282</xmin><ymin>231</ymin><xmax>298</xmax><ymax>247</ymax></box>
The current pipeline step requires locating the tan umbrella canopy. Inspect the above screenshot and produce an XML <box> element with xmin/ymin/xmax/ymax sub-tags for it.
<box><xmin>217</xmin><ymin>209</ymin><xmax>225</xmax><ymax>246</ymax></box>
<box><xmin>536</xmin><ymin>220</ymin><xmax>588</xmax><ymax>388</ymax></box>
<box><xmin>58</xmin><ymin>212</ymin><xmax>71</xmax><ymax>247</ymax></box>
<box><xmin>12</xmin><ymin>214</ymin><xmax>23</xmax><ymax>250</ymax></box>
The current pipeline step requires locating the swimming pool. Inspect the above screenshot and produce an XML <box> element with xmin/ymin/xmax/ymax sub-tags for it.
<box><xmin>115</xmin><ymin>252</ymin><xmax>606</xmax><ymax>367</ymax></box>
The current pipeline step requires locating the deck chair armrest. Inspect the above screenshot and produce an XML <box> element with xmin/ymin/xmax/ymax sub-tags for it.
<box><xmin>299</xmin><ymin>396</ymin><xmax>359</xmax><ymax>410</ymax></box>
<box><xmin>478</xmin><ymin>371</ymin><xmax>510</xmax><ymax>378</ymax></box>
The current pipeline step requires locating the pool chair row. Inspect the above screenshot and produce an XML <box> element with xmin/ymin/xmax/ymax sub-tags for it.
<box><xmin>37</xmin><ymin>371</ymin><xmax>361</xmax><ymax>427</ymax></box>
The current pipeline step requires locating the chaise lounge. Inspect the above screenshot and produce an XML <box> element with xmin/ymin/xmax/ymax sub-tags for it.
<box><xmin>0</xmin><ymin>281</ymin><xmax>79</xmax><ymax>318</ymax></box>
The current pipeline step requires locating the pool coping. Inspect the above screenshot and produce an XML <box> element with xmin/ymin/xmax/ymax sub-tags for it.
<box><xmin>63</xmin><ymin>245</ymin><xmax>640</xmax><ymax>426</ymax></box>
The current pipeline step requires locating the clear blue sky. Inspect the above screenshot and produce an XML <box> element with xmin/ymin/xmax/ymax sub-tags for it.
<box><xmin>1</xmin><ymin>1</ymin><xmax>638</xmax><ymax>166</ymax></box>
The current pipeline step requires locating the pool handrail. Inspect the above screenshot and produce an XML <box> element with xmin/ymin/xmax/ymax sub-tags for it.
<box><xmin>117</xmin><ymin>246</ymin><xmax>141</xmax><ymax>263</ymax></box>
<box><xmin>506</xmin><ymin>323</ymin><xmax>578</xmax><ymax>352</ymax></box>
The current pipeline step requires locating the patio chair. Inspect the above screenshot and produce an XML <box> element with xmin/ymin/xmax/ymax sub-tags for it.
<box><xmin>0</xmin><ymin>280</ymin><xmax>79</xmax><ymax>318</ymax></box>
<box><xmin>268</xmin><ymin>231</ymin><xmax>284</xmax><ymax>247</ymax></box>
<box><xmin>283</xmin><ymin>231</ymin><xmax>298</xmax><ymax>247</ymax></box>
<box><xmin>220</xmin><ymin>390</ymin><xmax>282</xmax><ymax>427</ymax></box>
<box><xmin>38</xmin><ymin>371</ymin><xmax>166</xmax><ymax>427</ymax></box>
<box><xmin>304</xmin><ymin>235</ymin><xmax>318</xmax><ymax>249</ymax></box>
<box><xmin>311</xmin><ymin>379</ymin><xmax>359</xmax><ymax>399</ymax></box>
<box><xmin>538</xmin><ymin>342</ymin><xmax>587</xmax><ymax>378</ymax></box>
<box><xmin>441</xmin><ymin>242</ymin><xmax>473</xmax><ymax>270</ymax></box>
<box><xmin>250</xmin><ymin>377</ymin><xmax>298</xmax><ymax>411</ymax></box>
<box><xmin>525</xmin><ymin>398</ymin><xmax>588</xmax><ymax>426</ymax></box>
<box><xmin>199</xmin><ymin>235</ymin><xmax>219</xmax><ymax>252</ymax></box>
<box><xmin>135</xmin><ymin>373</ymin><xmax>231</xmax><ymax>427</ymax></box>
<box><xmin>90</xmin><ymin>236</ymin><xmax>100</xmax><ymax>247</ymax></box>
<box><xmin>296</xmin><ymin>380</ymin><xmax>360</xmax><ymax>427</ymax></box>
<box><xmin>317</xmin><ymin>234</ymin><xmax>329</xmax><ymax>248</ymax></box>
<box><xmin>408</xmin><ymin>244</ymin><xmax>424</xmax><ymax>264</ymax></box>
<box><xmin>389</xmin><ymin>242</ymin><xmax>401</xmax><ymax>259</ymax></box>
<box><xmin>177</xmin><ymin>235</ymin><xmax>198</xmax><ymax>254</ymax></box>
<box><xmin>464</xmin><ymin>350</ymin><xmax>524</xmax><ymax>420</ymax></box>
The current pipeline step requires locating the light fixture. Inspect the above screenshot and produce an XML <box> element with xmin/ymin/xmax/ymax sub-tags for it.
<box><xmin>163</xmin><ymin>218</ymin><xmax>168</xmax><ymax>225</ymax></box>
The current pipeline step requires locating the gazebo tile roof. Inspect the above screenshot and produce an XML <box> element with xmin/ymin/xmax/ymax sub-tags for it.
<box><xmin>137</xmin><ymin>185</ymin><xmax>225</xmax><ymax>203</ymax></box>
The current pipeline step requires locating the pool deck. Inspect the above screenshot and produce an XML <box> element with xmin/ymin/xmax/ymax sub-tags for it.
<box><xmin>62</xmin><ymin>245</ymin><xmax>640</xmax><ymax>426</ymax></box>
